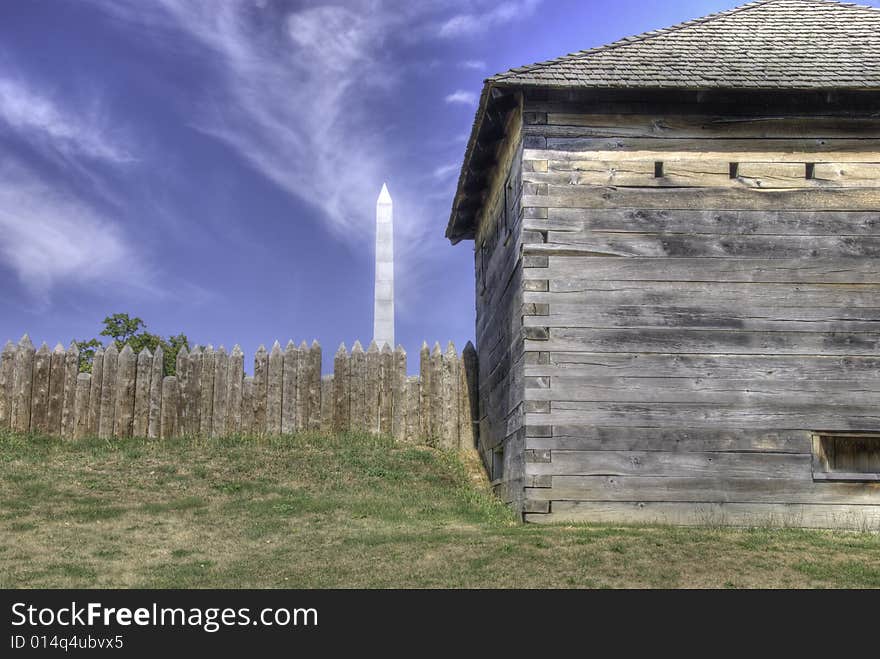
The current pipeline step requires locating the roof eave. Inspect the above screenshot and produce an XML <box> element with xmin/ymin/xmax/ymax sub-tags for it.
<box><xmin>445</xmin><ymin>81</ymin><xmax>494</xmax><ymax>244</ymax></box>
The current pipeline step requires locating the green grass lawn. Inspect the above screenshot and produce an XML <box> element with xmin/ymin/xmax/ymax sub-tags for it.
<box><xmin>1</xmin><ymin>430</ymin><xmax>878</xmax><ymax>588</ymax></box>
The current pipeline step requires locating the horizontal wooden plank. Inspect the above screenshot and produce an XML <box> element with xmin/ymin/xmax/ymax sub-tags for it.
<box><xmin>524</xmin><ymin>136</ymin><xmax>880</xmax><ymax>155</ymax></box>
<box><xmin>525</xmin><ymin>401</ymin><xmax>880</xmax><ymax>430</ymax></box>
<box><xmin>525</xmin><ymin>426</ymin><xmax>811</xmax><ymax>453</ymax></box>
<box><xmin>525</xmin><ymin>375</ymin><xmax>880</xmax><ymax>407</ymax></box>
<box><xmin>526</xmin><ymin>450</ymin><xmax>810</xmax><ymax>478</ymax></box>
<box><xmin>529</xmin><ymin>209</ymin><xmax>880</xmax><ymax>236</ymax></box>
<box><xmin>524</xmin><ymin>281</ymin><xmax>880</xmax><ymax>309</ymax></box>
<box><xmin>525</xmin><ymin>353</ymin><xmax>880</xmax><ymax>381</ymax></box>
<box><xmin>525</xmin><ymin>147</ymin><xmax>880</xmax><ymax>164</ymax></box>
<box><xmin>525</xmin><ymin>502</ymin><xmax>880</xmax><ymax>529</ymax></box>
<box><xmin>525</xmin><ymin>161</ymin><xmax>880</xmax><ymax>189</ymax></box>
<box><xmin>523</xmin><ymin>186</ymin><xmax>880</xmax><ymax>212</ymax></box>
<box><xmin>525</xmin><ymin>92</ymin><xmax>880</xmax><ymax>118</ymax></box>
<box><xmin>523</xmin><ymin>256</ymin><xmax>880</xmax><ymax>284</ymax></box>
<box><xmin>526</xmin><ymin>327</ymin><xmax>880</xmax><ymax>356</ymax></box>
<box><xmin>524</xmin><ymin>305</ymin><xmax>880</xmax><ymax>333</ymax></box>
<box><xmin>814</xmin><ymin>162</ymin><xmax>880</xmax><ymax>185</ymax></box>
<box><xmin>538</xmin><ymin>232</ymin><xmax>880</xmax><ymax>259</ymax></box>
<box><xmin>541</xmin><ymin>114</ymin><xmax>880</xmax><ymax>139</ymax></box>
<box><xmin>527</xmin><ymin>476</ymin><xmax>880</xmax><ymax>505</ymax></box>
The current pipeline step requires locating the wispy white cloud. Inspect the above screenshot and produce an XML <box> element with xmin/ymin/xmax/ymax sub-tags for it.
<box><xmin>0</xmin><ymin>160</ymin><xmax>144</xmax><ymax>304</ymax></box>
<box><xmin>83</xmin><ymin>0</ymin><xmax>538</xmax><ymax>317</ymax></box>
<box><xmin>90</xmin><ymin>0</ymin><xmax>402</xmax><ymax>244</ymax></box>
<box><xmin>0</xmin><ymin>75</ymin><xmax>132</xmax><ymax>164</ymax></box>
<box><xmin>459</xmin><ymin>59</ymin><xmax>486</xmax><ymax>70</ymax></box>
<box><xmin>445</xmin><ymin>90</ymin><xmax>478</xmax><ymax>105</ymax></box>
<box><xmin>439</xmin><ymin>0</ymin><xmax>541</xmax><ymax>38</ymax></box>
<box><xmin>432</xmin><ymin>163</ymin><xmax>460</xmax><ymax>180</ymax></box>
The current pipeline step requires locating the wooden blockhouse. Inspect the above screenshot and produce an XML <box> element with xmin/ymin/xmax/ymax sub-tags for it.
<box><xmin>447</xmin><ymin>0</ymin><xmax>880</xmax><ymax>528</ymax></box>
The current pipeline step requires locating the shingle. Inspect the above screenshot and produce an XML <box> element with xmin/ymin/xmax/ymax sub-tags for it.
<box><xmin>490</xmin><ymin>0</ymin><xmax>880</xmax><ymax>90</ymax></box>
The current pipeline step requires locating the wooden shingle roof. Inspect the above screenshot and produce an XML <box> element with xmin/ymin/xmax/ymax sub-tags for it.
<box><xmin>447</xmin><ymin>0</ymin><xmax>880</xmax><ymax>242</ymax></box>
<box><xmin>491</xmin><ymin>0</ymin><xmax>880</xmax><ymax>90</ymax></box>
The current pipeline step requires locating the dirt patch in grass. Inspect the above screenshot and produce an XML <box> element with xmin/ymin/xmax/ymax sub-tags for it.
<box><xmin>1</xmin><ymin>430</ymin><xmax>878</xmax><ymax>588</ymax></box>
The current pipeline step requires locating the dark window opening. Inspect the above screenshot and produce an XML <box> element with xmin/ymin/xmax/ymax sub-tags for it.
<box><xmin>654</xmin><ymin>161</ymin><xmax>664</xmax><ymax>178</ymax></box>
<box><xmin>492</xmin><ymin>446</ymin><xmax>504</xmax><ymax>482</ymax></box>
<box><xmin>729</xmin><ymin>162</ymin><xmax>739</xmax><ymax>179</ymax></box>
<box><xmin>805</xmin><ymin>162</ymin><xmax>816</xmax><ymax>180</ymax></box>
<box><xmin>812</xmin><ymin>433</ymin><xmax>880</xmax><ymax>482</ymax></box>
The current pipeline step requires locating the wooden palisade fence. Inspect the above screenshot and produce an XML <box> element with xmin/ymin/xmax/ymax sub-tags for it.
<box><xmin>0</xmin><ymin>336</ymin><xmax>478</xmax><ymax>449</ymax></box>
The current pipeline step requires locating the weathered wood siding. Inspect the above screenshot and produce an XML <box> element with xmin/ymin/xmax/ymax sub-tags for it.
<box><xmin>513</xmin><ymin>89</ymin><xmax>880</xmax><ymax>528</ymax></box>
<box><xmin>473</xmin><ymin>100</ymin><xmax>528</xmax><ymax>509</ymax></box>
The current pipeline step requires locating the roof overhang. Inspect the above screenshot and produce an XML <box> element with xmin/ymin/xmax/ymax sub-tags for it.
<box><xmin>445</xmin><ymin>82</ymin><xmax>520</xmax><ymax>245</ymax></box>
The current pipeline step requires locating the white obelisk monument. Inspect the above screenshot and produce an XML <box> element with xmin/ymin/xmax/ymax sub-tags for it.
<box><xmin>373</xmin><ymin>183</ymin><xmax>394</xmax><ymax>349</ymax></box>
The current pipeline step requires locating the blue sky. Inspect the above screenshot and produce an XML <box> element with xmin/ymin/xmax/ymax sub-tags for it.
<box><xmin>2</xmin><ymin>0</ymin><xmax>877</xmax><ymax>370</ymax></box>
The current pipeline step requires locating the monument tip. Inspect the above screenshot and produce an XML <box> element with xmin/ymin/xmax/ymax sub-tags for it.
<box><xmin>377</xmin><ymin>182</ymin><xmax>392</xmax><ymax>205</ymax></box>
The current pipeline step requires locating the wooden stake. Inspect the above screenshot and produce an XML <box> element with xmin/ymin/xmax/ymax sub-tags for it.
<box><xmin>60</xmin><ymin>342</ymin><xmax>79</xmax><ymax>439</ymax></box>
<box><xmin>267</xmin><ymin>341</ymin><xmax>283</xmax><ymax>435</ymax></box>
<box><xmin>333</xmin><ymin>343</ymin><xmax>350</xmax><ymax>432</ymax></box>
<box><xmin>282</xmin><ymin>340</ymin><xmax>298</xmax><ymax>434</ymax></box>
<box><xmin>87</xmin><ymin>348</ymin><xmax>104</xmax><ymax>437</ymax></box>
<box><xmin>133</xmin><ymin>349</ymin><xmax>152</xmax><ymax>437</ymax></box>
<box><xmin>147</xmin><ymin>345</ymin><xmax>163</xmax><ymax>439</ymax></box>
<box><xmin>227</xmin><ymin>345</ymin><xmax>244</xmax><ymax>435</ymax></box>
<box><xmin>114</xmin><ymin>344</ymin><xmax>136</xmax><ymax>438</ymax></box>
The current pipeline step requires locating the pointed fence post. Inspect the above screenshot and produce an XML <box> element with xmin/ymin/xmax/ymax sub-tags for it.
<box><xmin>429</xmin><ymin>342</ymin><xmax>442</xmax><ymax>445</ymax></box>
<box><xmin>199</xmin><ymin>346</ymin><xmax>215</xmax><ymax>437</ymax></box>
<box><xmin>187</xmin><ymin>347</ymin><xmax>202</xmax><ymax>436</ymax></box>
<box><xmin>114</xmin><ymin>344</ymin><xmax>136</xmax><ymax>438</ymax></box>
<box><xmin>160</xmin><ymin>376</ymin><xmax>178</xmax><ymax>439</ymax></box>
<box><xmin>405</xmin><ymin>376</ymin><xmax>420</xmax><ymax>444</ymax></box>
<box><xmin>0</xmin><ymin>340</ymin><xmax>15</xmax><ymax>431</ymax></box>
<box><xmin>12</xmin><ymin>335</ymin><xmax>36</xmax><ymax>433</ymax></box>
<box><xmin>460</xmin><ymin>342</ymin><xmax>478</xmax><ymax>450</ymax></box>
<box><xmin>441</xmin><ymin>342</ymin><xmax>460</xmax><ymax>449</ymax></box>
<box><xmin>253</xmin><ymin>345</ymin><xmax>268</xmax><ymax>436</ymax></box>
<box><xmin>47</xmin><ymin>343</ymin><xmax>66</xmax><ymax>436</ymax></box>
<box><xmin>133</xmin><ymin>349</ymin><xmax>152</xmax><ymax>437</ymax></box>
<box><xmin>87</xmin><ymin>348</ymin><xmax>104</xmax><ymax>437</ymax></box>
<box><xmin>241</xmin><ymin>376</ymin><xmax>255</xmax><ymax>436</ymax></box>
<box><xmin>147</xmin><ymin>345</ymin><xmax>164</xmax><ymax>439</ymax></box>
<box><xmin>98</xmin><ymin>343</ymin><xmax>118</xmax><ymax>439</ymax></box>
<box><xmin>74</xmin><ymin>373</ymin><xmax>91</xmax><ymax>440</ymax></box>
<box><xmin>320</xmin><ymin>375</ymin><xmax>333</xmax><ymax>433</ymax></box>
<box><xmin>281</xmin><ymin>340</ymin><xmax>298</xmax><ymax>434</ymax></box>
<box><xmin>333</xmin><ymin>344</ymin><xmax>350</xmax><ymax>433</ymax></box>
<box><xmin>308</xmin><ymin>340</ymin><xmax>321</xmax><ymax>430</ymax></box>
<box><xmin>212</xmin><ymin>346</ymin><xmax>229</xmax><ymax>437</ymax></box>
<box><xmin>392</xmin><ymin>345</ymin><xmax>406</xmax><ymax>441</ymax></box>
<box><xmin>349</xmin><ymin>341</ymin><xmax>365</xmax><ymax>432</ymax></box>
<box><xmin>267</xmin><ymin>341</ymin><xmax>283</xmax><ymax>435</ymax></box>
<box><xmin>418</xmin><ymin>342</ymin><xmax>430</xmax><ymax>442</ymax></box>
<box><xmin>176</xmin><ymin>347</ymin><xmax>190</xmax><ymax>436</ymax></box>
<box><xmin>365</xmin><ymin>341</ymin><xmax>380</xmax><ymax>434</ymax></box>
<box><xmin>295</xmin><ymin>341</ymin><xmax>308</xmax><ymax>431</ymax></box>
<box><xmin>11</xmin><ymin>335</ymin><xmax>35</xmax><ymax>433</ymax></box>
<box><xmin>31</xmin><ymin>343</ymin><xmax>51</xmax><ymax>435</ymax></box>
<box><xmin>378</xmin><ymin>344</ymin><xmax>393</xmax><ymax>435</ymax></box>
<box><xmin>226</xmin><ymin>345</ymin><xmax>244</xmax><ymax>435</ymax></box>
<box><xmin>60</xmin><ymin>342</ymin><xmax>79</xmax><ymax>439</ymax></box>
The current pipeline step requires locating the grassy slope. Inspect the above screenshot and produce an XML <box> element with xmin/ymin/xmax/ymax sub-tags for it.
<box><xmin>0</xmin><ymin>431</ymin><xmax>878</xmax><ymax>589</ymax></box>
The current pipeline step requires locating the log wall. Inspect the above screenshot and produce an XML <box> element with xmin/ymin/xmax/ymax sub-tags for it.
<box><xmin>473</xmin><ymin>101</ymin><xmax>528</xmax><ymax>507</ymax></box>
<box><xmin>505</xmin><ymin>89</ymin><xmax>880</xmax><ymax>528</ymax></box>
